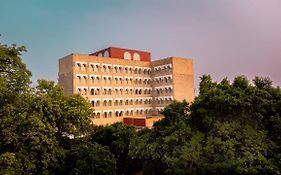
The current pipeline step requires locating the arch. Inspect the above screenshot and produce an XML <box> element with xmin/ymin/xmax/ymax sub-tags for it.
<box><xmin>98</xmin><ymin>53</ymin><xmax>103</xmax><ymax>57</ymax></box>
<box><xmin>124</xmin><ymin>51</ymin><xmax>131</xmax><ymax>60</ymax></box>
<box><xmin>144</xmin><ymin>89</ymin><xmax>147</xmax><ymax>94</ymax></box>
<box><xmin>96</xmin><ymin>100</ymin><xmax>100</xmax><ymax>106</ymax></box>
<box><xmin>133</xmin><ymin>53</ymin><xmax>140</xmax><ymax>60</ymax></box>
<box><xmin>103</xmin><ymin>100</ymin><xmax>107</xmax><ymax>106</ymax></box>
<box><xmin>143</xmin><ymin>69</ymin><xmax>147</xmax><ymax>74</ymax></box>
<box><xmin>104</xmin><ymin>50</ymin><xmax>109</xmax><ymax>57</ymax></box>
<box><xmin>90</xmin><ymin>88</ymin><xmax>94</xmax><ymax>95</ymax></box>
<box><xmin>96</xmin><ymin>89</ymin><xmax>100</xmax><ymax>95</ymax></box>
<box><xmin>91</xmin><ymin>101</ymin><xmax>95</xmax><ymax>107</ymax></box>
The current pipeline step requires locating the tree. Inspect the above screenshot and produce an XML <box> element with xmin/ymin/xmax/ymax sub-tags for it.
<box><xmin>190</xmin><ymin>75</ymin><xmax>280</xmax><ymax>174</ymax></box>
<box><xmin>130</xmin><ymin>75</ymin><xmax>281</xmax><ymax>174</ymax></box>
<box><xmin>34</xmin><ymin>80</ymin><xmax>92</xmax><ymax>140</ymax></box>
<box><xmin>91</xmin><ymin>123</ymin><xmax>137</xmax><ymax>175</ymax></box>
<box><xmin>62</xmin><ymin>143</ymin><xmax>116</xmax><ymax>175</ymax></box>
<box><xmin>129</xmin><ymin>101</ymin><xmax>203</xmax><ymax>175</ymax></box>
<box><xmin>0</xmin><ymin>43</ymin><xmax>31</xmax><ymax>105</ymax></box>
<box><xmin>253</xmin><ymin>76</ymin><xmax>272</xmax><ymax>89</ymax></box>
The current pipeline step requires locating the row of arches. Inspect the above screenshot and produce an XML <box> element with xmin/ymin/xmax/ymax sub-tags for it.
<box><xmin>76</xmin><ymin>75</ymin><xmax>152</xmax><ymax>85</ymax></box>
<box><xmin>156</xmin><ymin>97</ymin><xmax>173</xmax><ymax>104</ymax></box>
<box><xmin>75</xmin><ymin>62</ymin><xmax>152</xmax><ymax>75</ymax></box>
<box><xmin>124</xmin><ymin>52</ymin><xmax>140</xmax><ymax>60</ymax></box>
<box><xmin>153</xmin><ymin>64</ymin><xmax>172</xmax><ymax>72</ymax></box>
<box><xmin>92</xmin><ymin>108</ymin><xmax>153</xmax><ymax>119</ymax></box>
<box><xmin>154</xmin><ymin>75</ymin><xmax>173</xmax><ymax>84</ymax></box>
<box><xmin>90</xmin><ymin>98</ymin><xmax>153</xmax><ymax>107</ymax></box>
<box><xmin>77</xmin><ymin>87</ymin><xmax>153</xmax><ymax>96</ymax></box>
<box><xmin>75</xmin><ymin>62</ymin><xmax>174</xmax><ymax>75</ymax></box>
<box><xmin>155</xmin><ymin>86</ymin><xmax>173</xmax><ymax>95</ymax></box>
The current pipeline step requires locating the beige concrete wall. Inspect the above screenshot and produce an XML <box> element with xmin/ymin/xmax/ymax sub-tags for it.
<box><xmin>172</xmin><ymin>57</ymin><xmax>195</xmax><ymax>102</ymax></box>
<box><xmin>58</xmin><ymin>53</ymin><xmax>195</xmax><ymax>126</ymax></box>
<box><xmin>58</xmin><ymin>54</ymin><xmax>74</xmax><ymax>96</ymax></box>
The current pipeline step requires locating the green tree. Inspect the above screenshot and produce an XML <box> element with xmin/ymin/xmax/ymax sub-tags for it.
<box><xmin>0</xmin><ymin>43</ymin><xmax>31</xmax><ymax>105</ymax></box>
<box><xmin>130</xmin><ymin>75</ymin><xmax>281</xmax><ymax>175</ymax></box>
<box><xmin>62</xmin><ymin>143</ymin><xmax>116</xmax><ymax>175</ymax></box>
<box><xmin>34</xmin><ymin>80</ymin><xmax>92</xmax><ymax>140</ymax></box>
<box><xmin>91</xmin><ymin>123</ymin><xmax>137</xmax><ymax>175</ymax></box>
<box><xmin>129</xmin><ymin>101</ymin><xmax>203</xmax><ymax>175</ymax></box>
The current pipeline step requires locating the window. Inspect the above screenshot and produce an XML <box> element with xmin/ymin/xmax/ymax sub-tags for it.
<box><xmin>104</xmin><ymin>50</ymin><xmax>109</xmax><ymax>57</ymax></box>
<box><xmin>77</xmin><ymin>63</ymin><xmax>81</xmax><ymax>70</ymax></box>
<box><xmin>90</xmin><ymin>65</ymin><xmax>94</xmax><ymax>71</ymax></box>
<box><xmin>95</xmin><ymin>89</ymin><xmax>100</xmax><ymax>95</ymax></box>
<box><xmin>133</xmin><ymin>53</ymin><xmax>140</xmax><ymax>60</ymax></box>
<box><xmin>124</xmin><ymin>51</ymin><xmax>131</xmax><ymax>60</ymax></box>
<box><xmin>95</xmin><ymin>65</ymin><xmax>99</xmax><ymax>72</ymax></box>
<box><xmin>77</xmin><ymin>76</ymin><xmax>82</xmax><ymax>83</ymax></box>
<box><xmin>102</xmin><ymin>65</ymin><xmax>107</xmax><ymax>72</ymax></box>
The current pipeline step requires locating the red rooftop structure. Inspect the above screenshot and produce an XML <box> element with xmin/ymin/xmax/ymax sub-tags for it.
<box><xmin>90</xmin><ymin>47</ymin><xmax>151</xmax><ymax>62</ymax></box>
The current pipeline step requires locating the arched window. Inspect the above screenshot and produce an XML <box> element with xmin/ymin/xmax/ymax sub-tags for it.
<box><xmin>104</xmin><ymin>50</ymin><xmax>109</xmax><ymax>57</ymax></box>
<box><xmin>96</xmin><ymin>89</ymin><xmax>100</xmax><ymax>95</ymax></box>
<box><xmin>98</xmin><ymin>53</ymin><xmax>103</xmax><ymax>57</ymax></box>
<box><xmin>124</xmin><ymin>51</ymin><xmax>131</xmax><ymax>60</ymax></box>
<box><xmin>133</xmin><ymin>53</ymin><xmax>140</xmax><ymax>60</ymax></box>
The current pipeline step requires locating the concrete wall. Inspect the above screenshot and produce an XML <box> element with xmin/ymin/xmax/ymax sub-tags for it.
<box><xmin>172</xmin><ymin>57</ymin><xmax>195</xmax><ymax>102</ymax></box>
<box><xmin>58</xmin><ymin>50</ymin><xmax>195</xmax><ymax>127</ymax></box>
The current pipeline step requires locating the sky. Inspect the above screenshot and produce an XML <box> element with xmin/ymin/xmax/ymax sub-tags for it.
<box><xmin>1</xmin><ymin>0</ymin><xmax>281</xmax><ymax>94</ymax></box>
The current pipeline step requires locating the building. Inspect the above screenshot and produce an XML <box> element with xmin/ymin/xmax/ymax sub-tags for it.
<box><xmin>58</xmin><ymin>47</ymin><xmax>194</xmax><ymax>128</ymax></box>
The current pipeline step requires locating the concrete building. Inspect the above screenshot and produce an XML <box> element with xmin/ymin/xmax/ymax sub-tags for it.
<box><xmin>58</xmin><ymin>47</ymin><xmax>194</xmax><ymax>128</ymax></box>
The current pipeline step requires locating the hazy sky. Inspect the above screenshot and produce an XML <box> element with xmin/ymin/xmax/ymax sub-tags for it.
<box><xmin>1</xmin><ymin>0</ymin><xmax>281</xmax><ymax>94</ymax></box>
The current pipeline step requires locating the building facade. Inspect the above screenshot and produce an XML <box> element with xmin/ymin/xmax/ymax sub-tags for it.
<box><xmin>58</xmin><ymin>47</ymin><xmax>194</xmax><ymax>128</ymax></box>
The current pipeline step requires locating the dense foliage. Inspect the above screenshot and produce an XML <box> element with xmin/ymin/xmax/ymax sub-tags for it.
<box><xmin>1</xmin><ymin>41</ymin><xmax>281</xmax><ymax>174</ymax></box>
<box><xmin>130</xmin><ymin>75</ymin><xmax>281</xmax><ymax>175</ymax></box>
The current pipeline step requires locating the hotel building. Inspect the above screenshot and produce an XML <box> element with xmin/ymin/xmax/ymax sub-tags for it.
<box><xmin>58</xmin><ymin>47</ymin><xmax>194</xmax><ymax>128</ymax></box>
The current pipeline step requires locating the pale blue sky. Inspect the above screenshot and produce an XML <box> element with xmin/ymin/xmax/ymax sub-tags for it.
<box><xmin>1</xmin><ymin>0</ymin><xmax>281</xmax><ymax>93</ymax></box>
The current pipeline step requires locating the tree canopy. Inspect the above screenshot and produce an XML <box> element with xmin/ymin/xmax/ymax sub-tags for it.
<box><xmin>130</xmin><ymin>75</ymin><xmax>281</xmax><ymax>175</ymax></box>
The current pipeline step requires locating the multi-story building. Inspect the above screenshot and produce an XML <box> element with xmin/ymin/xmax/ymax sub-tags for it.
<box><xmin>58</xmin><ymin>47</ymin><xmax>194</xmax><ymax>128</ymax></box>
